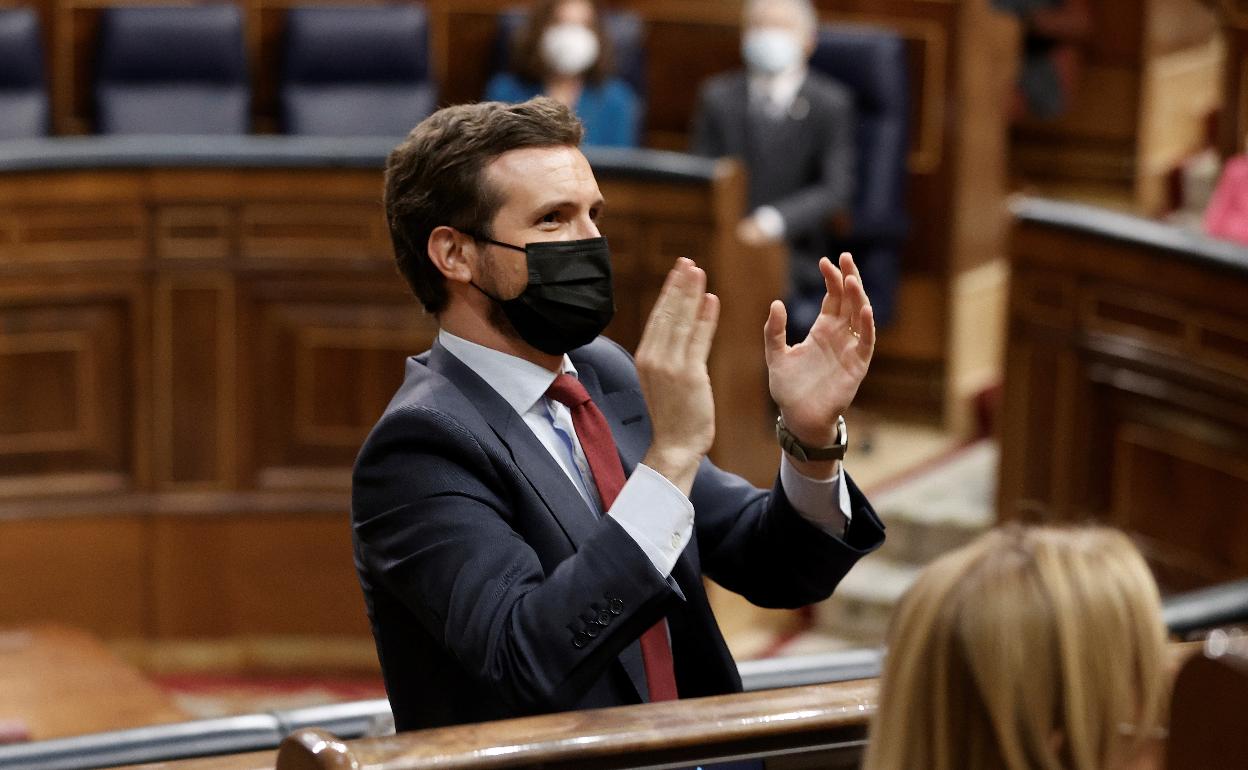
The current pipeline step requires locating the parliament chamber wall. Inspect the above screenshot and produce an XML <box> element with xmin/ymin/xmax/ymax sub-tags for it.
<box><xmin>0</xmin><ymin>140</ymin><xmax>787</xmax><ymax>649</ymax></box>
<box><xmin>0</xmin><ymin>0</ymin><xmax>1019</xmax><ymax>647</ymax></box>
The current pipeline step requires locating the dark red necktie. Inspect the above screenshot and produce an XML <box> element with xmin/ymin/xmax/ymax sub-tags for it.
<box><xmin>546</xmin><ymin>373</ymin><xmax>679</xmax><ymax>702</ymax></box>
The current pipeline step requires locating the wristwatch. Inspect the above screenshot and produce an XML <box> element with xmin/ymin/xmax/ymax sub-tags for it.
<box><xmin>776</xmin><ymin>414</ymin><xmax>848</xmax><ymax>462</ymax></box>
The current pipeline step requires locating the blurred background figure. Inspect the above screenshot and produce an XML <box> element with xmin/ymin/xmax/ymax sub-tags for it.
<box><xmin>485</xmin><ymin>0</ymin><xmax>639</xmax><ymax>148</ymax></box>
<box><xmin>996</xmin><ymin>0</ymin><xmax>1092</xmax><ymax>121</ymax></box>
<box><xmin>863</xmin><ymin>524</ymin><xmax>1170</xmax><ymax>770</ymax></box>
<box><xmin>690</xmin><ymin>0</ymin><xmax>855</xmax><ymax>343</ymax></box>
<box><xmin>1204</xmin><ymin>139</ymin><xmax>1248</xmax><ymax>245</ymax></box>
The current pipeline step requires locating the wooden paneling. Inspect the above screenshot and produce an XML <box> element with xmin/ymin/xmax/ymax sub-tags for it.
<box><xmin>0</xmin><ymin>205</ymin><xmax>147</xmax><ymax>263</ymax></box>
<box><xmin>0</xmin><ymin>156</ymin><xmax>780</xmax><ymax>641</ymax></box>
<box><xmin>0</xmin><ymin>284</ymin><xmax>138</xmax><ymax>495</ymax></box>
<box><xmin>1214</xmin><ymin>1</ymin><xmax>1248</xmax><ymax>157</ymax></box>
<box><xmin>1000</xmin><ymin>200</ymin><xmax>1248</xmax><ymax>589</ymax></box>
<box><xmin>239</xmin><ymin>278</ymin><xmax>434</xmax><ymax>488</ymax></box>
<box><xmin>154</xmin><ymin>274</ymin><xmax>236</xmax><ymax>490</ymax></box>
<box><xmin>36</xmin><ymin>0</ymin><xmax>1018</xmax><ymax>424</ymax></box>
<box><xmin>0</xmin><ymin>517</ymin><xmax>148</xmax><ymax>635</ymax></box>
<box><xmin>150</xmin><ymin>514</ymin><xmax>370</xmax><ymax>638</ymax></box>
<box><xmin>1011</xmin><ymin>0</ymin><xmax>1224</xmax><ymax>213</ymax></box>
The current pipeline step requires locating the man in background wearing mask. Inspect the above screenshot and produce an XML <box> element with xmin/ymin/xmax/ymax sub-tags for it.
<box><xmin>691</xmin><ymin>0</ymin><xmax>855</xmax><ymax>342</ymax></box>
<box><xmin>353</xmin><ymin>97</ymin><xmax>883</xmax><ymax>731</ymax></box>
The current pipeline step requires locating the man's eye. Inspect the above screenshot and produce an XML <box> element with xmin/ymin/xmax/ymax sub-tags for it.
<box><xmin>540</xmin><ymin>212</ymin><xmax>559</xmax><ymax>224</ymax></box>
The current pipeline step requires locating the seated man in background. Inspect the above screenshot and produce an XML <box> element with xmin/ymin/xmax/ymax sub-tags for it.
<box><xmin>864</xmin><ymin>524</ymin><xmax>1170</xmax><ymax>770</ymax></box>
<box><xmin>691</xmin><ymin>0</ymin><xmax>855</xmax><ymax>342</ymax></box>
<box><xmin>353</xmin><ymin>97</ymin><xmax>884</xmax><ymax>730</ymax></box>
<box><xmin>485</xmin><ymin>0</ymin><xmax>639</xmax><ymax>148</ymax></box>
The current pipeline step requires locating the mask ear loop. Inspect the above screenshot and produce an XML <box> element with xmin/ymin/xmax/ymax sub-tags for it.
<box><xmin>457</xmin><ymin>228</ymin><xmax>528</xmax><ymax>301</ymax></box>
<box><xmin>458</xmin><ymin>228</ymin><xmax>527</xmax><ymax>254</ymax></box>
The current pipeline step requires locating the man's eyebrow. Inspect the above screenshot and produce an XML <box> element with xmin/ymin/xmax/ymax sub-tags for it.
<box><xmin>528</xmin><ymin>197</ymin><xmax>607</xmax><ymax>215</ymax></box>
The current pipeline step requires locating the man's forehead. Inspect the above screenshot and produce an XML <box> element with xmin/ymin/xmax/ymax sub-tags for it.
<box><xmin>486</xmin><ymin>145</ymin><xmax>599</xmax><ymax>200</ymax></box>
<box><xmin>749</xmin><ymin>0</ymin><xmax>806</xmax><ymax>27</ymax></box>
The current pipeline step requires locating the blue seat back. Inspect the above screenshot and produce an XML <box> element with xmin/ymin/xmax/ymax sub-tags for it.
<box><xmin>491</xmin><ymin>8</ymin><xmax>646</xmax><ymax>97</ymax></box>
<box><xmin>95</xmin><ymin>5</ymin><xmax>250</xmax><ymax>135</ymax></box>
<box><xmin>810</xmin><ymin>24</ymin><xmax>909</xmax><ymax>241</ymax></box>
<box><xmin>0</xmin><ymin>8</ymin><xmax>49</xmax><ymax>139</ymax></box>
<box><xmin>807</xmin><ymin>24</ymin><xmax>910</xmax><ymax>326</ymax></box>
<box><xmin>281</xmin><ymin>5</ymin><xmax>436</xmax><ymax>136</ymax></box>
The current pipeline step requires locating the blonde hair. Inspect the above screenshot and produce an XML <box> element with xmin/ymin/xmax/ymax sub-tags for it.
<box><xmin>862</xmin><ymin>524</ymin><xmax>1169</xmax><ymax>770</ymax></box>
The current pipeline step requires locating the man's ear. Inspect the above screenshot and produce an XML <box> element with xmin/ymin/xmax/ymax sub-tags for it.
<box><xmin>427</xmin><ymin>226</ymin><xmax>476</xmax><ymax>284</ymax></box>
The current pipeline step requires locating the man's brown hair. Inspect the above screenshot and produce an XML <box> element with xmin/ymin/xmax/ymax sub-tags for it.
<box><xmin>510</xmin><ymin>0</ymin><xmax>615</xmax><ymax>85</ymax></box>
<box><xmin>384</xmin><ymin>97</ymin><xmax>584</xmax><ymax>314</ymax></box>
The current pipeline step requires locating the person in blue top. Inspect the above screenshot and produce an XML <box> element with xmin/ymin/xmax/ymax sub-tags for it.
<box><xmin>484</xmin><ymin>0</ymin><xmax>639</xmax><ymax>148</ymax></box>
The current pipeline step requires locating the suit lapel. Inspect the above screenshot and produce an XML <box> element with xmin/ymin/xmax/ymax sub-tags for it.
<box><xmin>426</xmin><ymin>343</ymin><xmax>599</xmax><ymax>551</ymax></box>
<box><xmin>575</xmin><ymin>362</ymin><xmax>649</xmax><ymax>473</ymax></box>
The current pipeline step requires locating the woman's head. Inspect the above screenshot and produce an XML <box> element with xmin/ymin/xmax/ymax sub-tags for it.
<box><xmin>511</xmin><ymin>0</ymin><xmax>614</xmax><ymax>84</ymax></box>
<box><xmin>863</xmin><ymin>524</ymin><xmax>1169</xmax><ymax>770</ymax></box>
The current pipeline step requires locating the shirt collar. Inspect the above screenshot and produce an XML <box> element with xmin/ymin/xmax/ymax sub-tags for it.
<box><xmin>749</xmin><ymin>66</ymin><xmax>808</xmax><ymax>113</ymax></box>
<box><xmin>438</xmin><ymin>329</ymin><xmax>577</xmax><ymax>416</ymax></box>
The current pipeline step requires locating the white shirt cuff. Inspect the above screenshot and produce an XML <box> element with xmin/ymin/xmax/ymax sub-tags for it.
<box><xmin>752</xmin><ymin>205</ymin><xmax>786</xmax><ymax>239</ymax></box>
<box><xmin>608</xmin><ymin>463</ymin><xmax>694</xmax><ymax>578</ymax></box>
<box><xmin>779</xmin><ymin>452</ymin><xmax>852</xmax><ymax>537</ymax></box>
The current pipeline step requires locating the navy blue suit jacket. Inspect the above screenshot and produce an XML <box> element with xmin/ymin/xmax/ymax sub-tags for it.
<box><xmin>351</xmin><ymin>336</ymin><xmax>885</xmax><ymax>731</ymax></box>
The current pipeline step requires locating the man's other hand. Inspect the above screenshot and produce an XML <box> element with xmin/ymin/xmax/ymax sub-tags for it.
<box><xmin>764</xmin><ymin>253</ymin><xmax>874</xmax><ymax>477</ymax></box>
<box><xmin>636</xmin><ymin>258</ymin><xmax>720</xmax><ymax>495</ymax></box>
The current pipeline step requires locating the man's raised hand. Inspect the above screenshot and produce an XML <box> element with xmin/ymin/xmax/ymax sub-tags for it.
<box><xmin>764</xmin><ymin>253</ymin><xmax>874</xmax><ymax>465</ymax></box>
<box><xmin>636</xmin><ymin>258</ymin><xmax>720</xmax><ymax>495</ymax></box>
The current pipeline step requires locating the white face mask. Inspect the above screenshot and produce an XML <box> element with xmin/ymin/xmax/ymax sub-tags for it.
<box><xmin>742</xmin><ymin>28</ymin><xmax>803</xmax><ymax>76</ymax></box>
<box><xmin>540</xmin><ymin>23</ymin><xmax>600</xmax><ymax>77</ymax></box>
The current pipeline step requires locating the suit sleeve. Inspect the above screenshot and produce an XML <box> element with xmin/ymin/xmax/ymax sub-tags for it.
<box><xmin>689</xmin><ymin>457</ymin><xmax>884</xmax><ymax>609</ymax></box>
<box><xmin>352</xmin><ymin>407</ymin><xmax>677</xmax><ymax>713</ymax></box>
<box><xmin>770</xmin><ymin>90</ymin><xmax>856</xmax><ymax>234</ymax></box>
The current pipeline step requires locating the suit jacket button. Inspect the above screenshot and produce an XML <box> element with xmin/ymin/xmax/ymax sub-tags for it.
<box><xmin>573</xmin><ymin>631</ymin><xmax>590</xmax><ymax>648</ymax></box>
<box><xmin>608</xmin><ymin>598</ymin><xmax>623</xmax><ymax>615</ymax></box>
<box><xmin>597</xmin><ymin>611</ymin><xmax>612</xmax><ymax>625</ymax></box>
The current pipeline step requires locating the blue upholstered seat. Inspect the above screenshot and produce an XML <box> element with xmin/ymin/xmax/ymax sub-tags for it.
<box><xmin>0</xmin><ymin>8</ymin><xmax>50</xmax><ymax>139</ymax></box>
<box><xmin>95</xmin><ymin>5</ymin><xmax>250</xmax><ymax>135</ymax></box>
<box><xmin>281</xmin><ymin>5</ymin><xmax>436</xmax><ymax>137</ymax></box>
<box><xmin>810</xmin><ymin>25</ymin><xmax>910</xmax><ymax>327</ymax></box>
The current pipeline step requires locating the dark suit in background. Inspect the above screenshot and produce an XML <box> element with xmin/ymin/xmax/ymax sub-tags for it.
<box><xmin>691</xmin><ymin>70</ymin><xmax>855</xmax><ymax>338</ymax></box>
<box><xmin>352</xmin><ymin>337</ymin><xmax>884</xmax><ymax>730</ymax></box>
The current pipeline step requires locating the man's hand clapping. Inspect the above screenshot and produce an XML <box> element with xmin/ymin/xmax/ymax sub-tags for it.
<box><xmin>765</xmin><ymin>253</ymin><xmax>874</xmax><ymax>477</ymax></box>
<box><xmin>636</xmin><ymin>258</ymin><xmax>720</xmax><ymax>496</ymax></box>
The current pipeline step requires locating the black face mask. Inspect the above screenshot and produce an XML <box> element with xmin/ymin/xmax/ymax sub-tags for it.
<box><xmin>470</xmin><ymin>235</ymin><xmax>615</xmax><ymax>356</ymax></box>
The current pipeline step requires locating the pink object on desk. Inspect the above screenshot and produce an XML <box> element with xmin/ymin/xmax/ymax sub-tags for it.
<box><xmin>1205</xmin><ymin>156</ymin><xmax>1248</xmax><ymax>245</ymax></box>
<box><xmin>0</xmin><ymin>719</ymin><xmax>30</xmax><ymax>744</ymax></box>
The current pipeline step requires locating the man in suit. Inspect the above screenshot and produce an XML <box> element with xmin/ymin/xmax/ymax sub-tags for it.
<box><xmin>691</xmin><ymin>0</ymin><xmax>855</xmax><ymax>341</ymax></box>
<box><xmin>353</xmin><ymin>96</ymin><xmax>883</xmax><ymax>732</ymax></box>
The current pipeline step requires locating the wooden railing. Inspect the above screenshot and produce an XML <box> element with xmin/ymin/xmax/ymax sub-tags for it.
<box><xmin>125</xmin><ymin>679</ymin><xmax>878</xmax><ymax>770</ymax></box>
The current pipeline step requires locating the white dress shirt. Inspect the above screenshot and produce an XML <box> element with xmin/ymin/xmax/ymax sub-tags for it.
<box><xmin>439</xmin><ymin>330</ymin><xmax>851</xmax><ymax>578</ymax></box>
